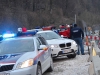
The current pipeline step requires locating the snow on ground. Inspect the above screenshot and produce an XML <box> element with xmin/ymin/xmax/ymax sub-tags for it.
<box><xmin>43</xmin><ymin>55</ymin><xmax>91</xmax><ymax>75</ymax></box>
<box><xmin>43</xmin><ymin>45</ymin><xmax>91</xmax><ymax>75</ymax></box>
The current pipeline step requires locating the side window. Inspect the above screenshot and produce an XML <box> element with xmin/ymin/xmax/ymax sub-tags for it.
<box><xmin>36</xmin><ymin>39</ymin><xmax>41</xmax><ymax>48</ymax></box>
<box><xmin>38</xmin><ymin>37</ymin><xmax>47</xmax><ymax>45</ymax></box>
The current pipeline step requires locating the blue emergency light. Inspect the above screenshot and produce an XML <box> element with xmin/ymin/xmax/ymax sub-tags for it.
<box><xmin>0</xmin><ymin>33</ymin><xmax>16</xmax><ymax>41</ymax></box>
<box><xmin>3</xmin><ymin>33</ymin><xmax>16</xmax><ymax>38</ymax></box>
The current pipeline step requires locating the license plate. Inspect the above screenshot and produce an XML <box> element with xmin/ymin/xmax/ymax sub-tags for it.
<box><xmin>0</xmin><ymin>73</ymin><xmax>10</xmax><ymax>75</ymax></box>
<box><xmin>63</xmin><ymin>50</ymin><xmax>71</xmax><ymax>53</ymax></box>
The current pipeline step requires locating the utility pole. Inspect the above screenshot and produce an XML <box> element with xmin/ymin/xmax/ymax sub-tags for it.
<box><xmin>75</xmin><ymin>14</ymin><xmax>76</xmax><ymax>24</ymax></box>
<box><xmin>50</xmin><ymin>0</ymin><xmax>52</xmax><ymax>14</ymax></box>
<box><xmin>50</xmin><ymin>0</ymin><xmax>52</xmax><ymax>24</ymax></box>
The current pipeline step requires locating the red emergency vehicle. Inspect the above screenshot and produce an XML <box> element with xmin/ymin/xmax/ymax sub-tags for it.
<box><xmin>59</xmin><ymin>25</ymin><xmax>70</xmax><ymax>38</ymax></box>
<box><xmin>42</xmin><ymin>26</ymin><xmax>56</xmax><ymax>31</ymax></box>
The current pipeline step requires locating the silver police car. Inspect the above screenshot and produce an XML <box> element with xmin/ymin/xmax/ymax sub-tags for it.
<box><xmin>0</xmin><ymin>35</ymin><xmax>53</xmax><ymax>75</ymax></box>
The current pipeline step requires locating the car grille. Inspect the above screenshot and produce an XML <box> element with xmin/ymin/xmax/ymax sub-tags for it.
<box><xmin>0</xmin><ymin>64</ymin><xmax>14</xmax><ymax>72</ymax></box>
<box><xmin>59</xmin><ymin>43</ymin><xmax>71</xmax><ymax>48</ymax></box>
<box><xmin>66</xmin><ymin>43</ymin><xmax>71</xmax><ymax>47</ymax></box>
<box><xmin>59</xmin><ymin>43</ymin><xmax>65</xmax><ymax>48</ymax></box>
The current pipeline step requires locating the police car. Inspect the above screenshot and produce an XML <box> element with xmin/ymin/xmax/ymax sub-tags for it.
<box><xmin>0</xmin><ymin>33</ymin><xmax>53</xmax><ymax>75</ymax></box>
<box><xmin>36</xmin><ymin>30</ymin><xmax>78</xmax><ymax>58</ymax></box>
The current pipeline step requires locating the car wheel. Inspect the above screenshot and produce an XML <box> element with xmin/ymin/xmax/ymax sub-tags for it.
<box><xmin>36</xmin><ymin>65</ymin><xmax>42</xmax><ymax>75</ymax></box>
<box><xmin>67</xmin><ymin>53</ymin><xmax>76</xmax><ymax>58</ymax></box>
<box><xmin>47</xmin><ymin>57</ymin><xmax>54</xmax><ymax>72</ymax></box>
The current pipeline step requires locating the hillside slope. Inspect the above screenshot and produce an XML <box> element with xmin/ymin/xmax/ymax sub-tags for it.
<box><xmin>0</xmin><ymin>0</ymin><xmax>100</xmax><ymax>32</ymax></box>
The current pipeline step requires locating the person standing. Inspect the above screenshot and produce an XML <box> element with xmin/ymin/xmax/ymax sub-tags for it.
<box><xmin>71</xmin><ymin>24</ymin><xmax>84</xmax><ymax>55</ymax></box>
<box><xmin>69</xmin><ymin>23</ymin><xmax>74</xmax><ymax>39</ymax></box>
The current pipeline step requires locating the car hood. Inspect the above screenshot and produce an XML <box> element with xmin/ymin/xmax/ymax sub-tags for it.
<box><xmin>47</xmin><ymin>38</ymin><xmax>74</xmax><ymax>44</ymax></box>
<box><xmin>0</xmin><ymin>51</ymin><xmax>37</xmax><ymax>64</ymax></box>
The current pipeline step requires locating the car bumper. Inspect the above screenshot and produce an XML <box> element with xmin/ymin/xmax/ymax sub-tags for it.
<box><xmin>51</xmin><ymin>44</ymin><xmax>78</xmax><ymax>57</ymax></box>
<box><xmin>0</xmin><ymin>65</ymin><xmax>37</xmax><ymax>75</ymax></box>
<box><xmin>71</xmin><ymin>44</ymin><xmax>78</xmax><ymax>52</ymax></box>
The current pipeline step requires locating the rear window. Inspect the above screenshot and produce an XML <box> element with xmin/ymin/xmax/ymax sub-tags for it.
<box><xmin>0</xmin><ymin>38</ymin><xmax>34</xmax><ymax>55</ymax></box>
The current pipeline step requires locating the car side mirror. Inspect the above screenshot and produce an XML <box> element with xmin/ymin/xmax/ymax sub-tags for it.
<box><xmin>38</xmin><ymin>45</ymin><xmax>48</xmax><ymax>51</ymax></box>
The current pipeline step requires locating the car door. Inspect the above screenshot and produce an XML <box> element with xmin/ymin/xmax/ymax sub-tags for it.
<box><xmin>35</xmin><ymin>38</ymin><xmax>48</xmax><ymax>72</ymax></box>
<box><xmin>38</xmin><ymin>36</ymin><xmax>51</xmax><ymax>72</ymax></box>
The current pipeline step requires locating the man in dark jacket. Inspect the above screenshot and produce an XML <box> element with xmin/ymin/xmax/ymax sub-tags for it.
<box><xmin>71</xmin><ymin>24</ymin><xmax>84</xmax><ymax>55</ymax></box>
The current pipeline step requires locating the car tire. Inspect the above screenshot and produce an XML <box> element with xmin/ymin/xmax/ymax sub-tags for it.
<box><xmin>47</xmin><ymin>57</ymin><xmax>54</xmax><ymax>72</ymax></box>
<box><xmin>67</xmin><ymin>53</ymin><xmax>76</xmax><ymax>58</ymax></box>
<box><xmin>36</xmin><ymin>65</ymin><xmax>42</xmax><ymax>75</ymax></box>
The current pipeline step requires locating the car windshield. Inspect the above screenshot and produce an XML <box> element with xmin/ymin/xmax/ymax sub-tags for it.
<box><xmin>0</xmin><ymin>38</ymin><xmax>34</xmax><ymax>55</ymax></box>
<box><xmin>38</xmin><ymin>31</ymin><xmax>61</xmax><ymax>40</ymax></box>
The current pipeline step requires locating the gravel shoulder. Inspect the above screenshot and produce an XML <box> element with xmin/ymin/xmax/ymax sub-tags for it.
<box><xmin>43</xmin><ymin>55</ymin><xmax>91</xmax><ymax>75</ymax></box>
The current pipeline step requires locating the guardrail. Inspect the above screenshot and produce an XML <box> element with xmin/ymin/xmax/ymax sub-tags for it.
<box><xmin>88</xmin><ymin>40</ymin><xmax>100</xmax><ymax>75</ymax></box>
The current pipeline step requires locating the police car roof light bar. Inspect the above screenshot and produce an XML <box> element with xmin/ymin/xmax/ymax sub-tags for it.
<box><xmin>17</xmin><ymin>30</ymin><xmax>37</xmax><ymax>37</ymax></box>
<box><xmin>3</xmin><ymin>33</ymin><xmax>16</xmax><ymax>38</ymax></box>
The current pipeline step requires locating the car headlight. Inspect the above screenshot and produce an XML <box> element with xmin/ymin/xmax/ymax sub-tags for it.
<box><xmin>72</xmin><ymin>41</ymin><xmax>76</xmax><ymax>44</ymax></box>
<box><xmin>50</xmin><ymin>45</ymin><xmax>58</xmax><ymax>48</ymax></box>
<box><xmin>16</xmin><ymin>59</ymin><xmax>34</xmax><ymax>69</ymax></box>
